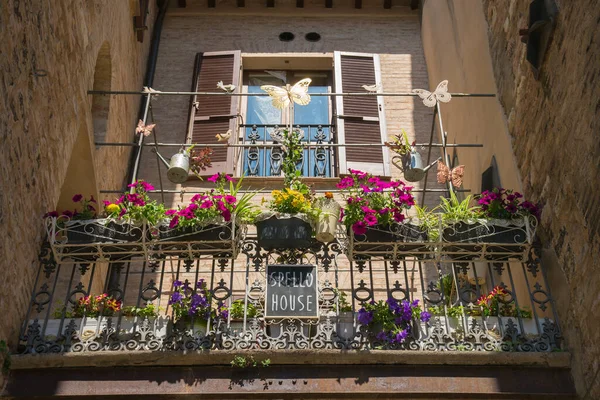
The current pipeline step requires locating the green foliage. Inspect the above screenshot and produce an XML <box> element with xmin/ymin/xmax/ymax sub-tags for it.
<box><xmin>437</xmin><ymin>273</ymin><xmax>455</xmax><ymax>306</ymax></box>
<box><xmin>446</xmin><ymin>305</ymin><xmax>465</xmax><ymax>318</ymax></box>
<box><xmin>278</xmin><ymin>128</ymin><xmax>304</xmax><ymax>188</ymax></box>
<box><xmin>226</xmin><ymin>175</ymin><xmax>260</xmax><ymax>224</ymax></box>
<box><xmin>0</xmin><ymin>340</ymin><xmax>11</xmax><ymax>374</ymax></box>
<box><xmin>332</xmin><ymin>289</ymin><xmax>353</xmax><ymax>313</ymax></box>
<box><xmin>121</xmin><ymin>304</ymin><xmax>160</xmax><ymax>318</ymax></box>
<box><xmin>230</xmin><ymin>355</ymin><xmax>270</xmax><ymax>368</ymax></box>
<box><xmin>229</xmin><ymin>299</ymin><xmax>258</xmax><ymax>320</ymax></box>
<box><xmin>439</xmin><ymin>192</ymin><xmax>481</xmax><ymax>224</ymax></box>
<box><xmin>385</xmin><ymin>129</ymin><xmax>412</xmax><ymax>156</ymax></box>
<box><xmin>414</xmin><ymin>205</ymin><xmax>440</xmax><ymax>242</ymax></box>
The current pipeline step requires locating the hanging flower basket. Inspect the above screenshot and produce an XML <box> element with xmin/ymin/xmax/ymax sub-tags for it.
<box><xmin>255</xmin><ymin>213</ymin><xmax>313</xmax><ymax>250</ymax></box>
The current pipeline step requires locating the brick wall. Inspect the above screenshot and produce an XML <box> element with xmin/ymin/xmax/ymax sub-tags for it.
<box><xmin>0</xmin><ymin>0</ymin><xmax>155</xmax><ymax>386</ymax></box>
<box><xmin>138</xmin><ymin>11</ymin><xmax>443</xmax><ymax>209</ymax></box>
<box><xmin>421</xmin><ymin>0</ymin><xmax>600</xmax><ymax>397</ymax></box>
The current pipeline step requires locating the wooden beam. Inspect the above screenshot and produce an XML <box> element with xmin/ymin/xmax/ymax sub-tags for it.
<box><xmin>267</xmin><ymin>0</ymin><xmax>274</xmax><ymax>7</ymax></box>
<box><xmin>410</xmin><ymin>0</ymin><xmax>419</xmax><ymax>9</ymax></box>
<box><xmin>296</xmin><ymin>0</ymin><xmax>304</xmax><ymax>7</ymax></box>
<box><xmin>237</xmin><ymin>0</ymin><xmax>244</xmax><ymax>6</ymax></box>
<box><xmin>208</xmin><ymin>0</ymin><xmax>215</xmax><ymax>7</ymax></box>
<box><xmin>177</xmin><ymin>0</ymin><xmax>186</xmax><ymax>7</ymax></box>
<box><xmin>384</xmin><ymin>0</ymin><xmax>392</xmax><ymax>9</ymax></box>
<box><xmin>325</xmin><ymin>0</ymin><xmax>332</xmax><ymax>8</ymax></box>
<box><xmin>355</xmin><ymin>0</ymin><xmax>361</xmax><ymax>8</ymax></box>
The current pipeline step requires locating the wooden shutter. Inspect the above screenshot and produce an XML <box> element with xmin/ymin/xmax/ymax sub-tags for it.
<box><xmin>334</xmin><ymin>51</ymin><xmax>389</xmax><ymax>176</ymax></box>
<box><xmin>187</xmin><ymin>51</ymin><xmax>241</xmax><ymax>175</ymax></box>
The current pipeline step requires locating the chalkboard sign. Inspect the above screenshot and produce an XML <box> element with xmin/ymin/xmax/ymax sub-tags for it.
<box><xmin>265</xmin><ymin>264</ymin><xmax>318</xmax><ymax>318</ymax></box>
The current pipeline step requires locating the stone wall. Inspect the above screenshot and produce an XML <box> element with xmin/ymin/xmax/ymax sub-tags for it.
<box><xmin>0</xmin><ymin>0</ymin><xmax>155</xmax><ymax>385</ymax></box>
<box><xmin>422</xmin><ymin>0</ymin><xmax>600</xmax><ymax>398</ymax></box>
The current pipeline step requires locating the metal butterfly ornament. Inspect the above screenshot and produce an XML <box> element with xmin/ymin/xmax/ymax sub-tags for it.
<box><xmin>135</xmin><ymin>120</ymin><xmax>156</xmax><ymax>137</ymax></box>
<box><xmin>260</xmin><ymin>78</ymin><xmax>312</xmax><ymax>110</ymax></box>
<box><xmin>412</xmin><ymin>80</ymin><xmax>452</xmax><ymax>108</ymax></box>
<box><xmin>437</xmin><ymin>161</ymin><xmax>465</xmax><ymax>188</ymax></box>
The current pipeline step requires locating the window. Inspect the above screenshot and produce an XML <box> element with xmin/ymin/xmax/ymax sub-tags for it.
<box><xmin>186</xmin><ymin>51</ymin><xmax>389</xmax><ymax>178</ymax></box>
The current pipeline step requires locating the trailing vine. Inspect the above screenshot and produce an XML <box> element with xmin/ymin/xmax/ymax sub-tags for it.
<box><xmin>0</xmin><ymin>340</ymin><xmax>11</xmax><ymax>374</ymax></box>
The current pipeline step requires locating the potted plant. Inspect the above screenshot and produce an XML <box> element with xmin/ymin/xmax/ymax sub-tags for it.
<box><xmin>439</xmin><ymin>192</ymin><xmax>486</xmax><ymax>256</ymax></box>
<box><xmin>337</xmin><ymin>169</ymin><xmax>422</xmax><ymax>257</ymax></box>
<box><xmin>333</xmin><ymin>290</ymin><xmax>355</xmax><ymax>340</ymax></box>
<box><xmin>159</xmin><ymin>173</ymin><xmax>258</xmax><ymax>256</ymax></box>
<box><xmin>120</xmin><ymin>303</ymin><xmax>169</xmax><ymax>337</ymax></box>
<box><xmin>314</xmin><ymin>192</ymin><xmax>341</xmax><ymax>243</ymax></box>
<box><xmin>474</xmin><ymin>286</ymin><xmax>539</xmax><ymax>336</ymax></box>
<box><xmin>475</xmin><ymin>188</ymin><xmax>540</xmax><ymax>258</ymax></box>
<box><xmin>228</xmin><ymin>299</ymin><xmax>259</xmax><ymax>332</ymax></box>
<box><xmin>168</xmin><ymin>279</ymin><xmax>228</xmax><ymax>335</ymax></box>
<box><xmin>357</xmin><ymin>298</ymin><xmax>431</xmax><ymax>345</ymax></box>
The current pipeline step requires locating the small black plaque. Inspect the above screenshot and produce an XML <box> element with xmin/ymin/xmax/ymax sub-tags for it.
<box><xmin>265</xmin><ymin>264</ymin><xmax>318</xmax><ymax>318</ymax></box>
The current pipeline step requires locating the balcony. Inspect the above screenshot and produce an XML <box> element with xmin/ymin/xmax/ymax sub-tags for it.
<box><xmin>21</xmin><ymin>218</ymin><xmax>560</xmax><ymax>355</ymax></box>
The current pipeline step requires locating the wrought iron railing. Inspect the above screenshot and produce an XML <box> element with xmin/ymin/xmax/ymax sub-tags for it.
<box><xmin>239</xmin><ymin>124</ymin><xmax>335</xmax><ymax>178</ymax></box>
<box><xmin>20</xmin><ymin>237</ymin><xmax>560</xmax><ymax>354</ymax></box>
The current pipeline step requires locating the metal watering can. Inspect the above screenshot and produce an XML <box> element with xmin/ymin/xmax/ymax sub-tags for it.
<box><xmin>153</xmin><ymin>148</ymin><xmax>190</xmax><ymax>184</ymax></box>
<box><xmin>392</xmin><ymin>147</ymin><xmax>441</xmax><ymax>182</ymax></box>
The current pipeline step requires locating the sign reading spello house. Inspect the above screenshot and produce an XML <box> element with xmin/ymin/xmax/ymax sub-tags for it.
<box><xmin>265</xmin><ymin>265</ymin><xmax>318</xmax><ymax>318</ymax></box>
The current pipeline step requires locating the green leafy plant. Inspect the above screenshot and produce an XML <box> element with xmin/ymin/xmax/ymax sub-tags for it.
<box><xmin>121</xmin><ymin>304</ymin><xmax>160</xmax><ymax>318</ymax></box>
<box><xmin>229</xmin><ymin>299</ymin><xmax>258</xmax><ymax>320</ymax></box>
<box><xmin>230</xmin><ymin>355</ymin><xmax>270</xmax><ymax>368</ymax></box>
<box><xmin>439</xmin><ymin>192</ymin><xmax>482</xmax><ymax>225</ymax></box>
<box><xmin>384</xmin><ymin>129</ymin><xmax>413</xmax><ymax>156</ymax></box>
<box><xmin>415</xmin><ymin>205</ymin><xmax>440</xmax><ymax>242</ymax></box>
<box><xmin>332</xmin><ymin>289</ymin><xmax>353</xmax><ymax>313</ymax></box>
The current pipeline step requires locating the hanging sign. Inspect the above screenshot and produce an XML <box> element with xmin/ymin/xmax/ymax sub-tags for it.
<box><xmin>265</xmin><ymin>264</ymin><xmax>318</xmax><ymax>319</ymax></box>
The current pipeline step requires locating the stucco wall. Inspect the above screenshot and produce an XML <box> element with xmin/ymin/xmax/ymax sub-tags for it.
<box><xmin>422</xmin><ymin>0</ymin><xmax>600</xmax><ymax>398</ymax></box>
<box><xmin>0</xmin><ymin>0</ymin><xmax>155</xmax><ymax>383</ymax></box>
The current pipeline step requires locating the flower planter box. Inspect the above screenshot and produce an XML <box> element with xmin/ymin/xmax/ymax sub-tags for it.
<box><xmin>267</xmin><ymin>320</ymin><xmax>316</xmax><ymax>338</ymax></box>
<box><xmin>442</xmin><ymin>220</ymin><xmax>532</xmax><ymax>260</ymax></box>
<box><xmin>156</xmin><ymin>222</ymin><xmax>238</xmax><ymax>256</ymax></box>
<box><xmin>63</xmin><ymin>219</ymin><xmax>144</xmax><ymax>261</ymax></box>
<box><xmin>419</xmin><ymin>316</ymin><xmax>545</xmax><ymax>338</ymax></box>
<box><xmin>336</xmin><ymin>311</ymin><xmax>356</xmax><ymax>340</ymax></box>
<box><xmin>118</xmin><ymin>316</ymin><xmax>170</xmax><ymax>338</ymax></box>
<box><xmin>173</xmin><ymin>318</ymin><xmax>209</xmax><ymax>336</ymax></box>
<box><xmin>351</xmin><ymin>223</ymin><xmax>427</xmax><ymax>257</ymax></box>
<box><xmin>255</xmin><ymin>216</ymin><xmax>312</xmax><ymax>250</ymax></box>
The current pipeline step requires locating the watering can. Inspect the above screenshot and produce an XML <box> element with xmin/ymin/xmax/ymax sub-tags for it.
<box><xmin>152</xmin><ymin>148</ymin><xmax>190</xmax><ymax>184</ymax></box>
<box><xmin>392</xmin><ymin>147</ymin><xmax>441</xmax><ymax>183</ymax></box>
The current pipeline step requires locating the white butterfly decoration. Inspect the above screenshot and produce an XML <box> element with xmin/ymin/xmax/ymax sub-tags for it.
<box><xmin>412</xmin><ymin>80</ymin><xmax>452</xmax><ymax>108</ymax></box>
<box><xmin>260</xmin><ymin>78</ymin><xmax>312</xmax><ymax>110</ymax></box>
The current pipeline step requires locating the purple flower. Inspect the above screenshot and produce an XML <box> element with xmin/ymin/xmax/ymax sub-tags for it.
<box><xmin>169</xmin><ymin>215</ymin><xmax>179</xmax><ymax>229</ymax></box>
<box><xmin>336</xmin><ymin>176</ymin><xmax>355</xmax><ymax>190</ymax></box>
<box><xmin>221</xmin><ymin>209</ymin><xmax>232</xmax><ymax>221</ymax></box>
<box><xmin>62</xmin><ymin>210</ymin><xmax>74</xmax><ymax>218</ymax></box>
<box><xmin>364</xmin><ymin>214</ymin><xmax>378</xmax><ymax>226</ymax></box>
<box><xmin>89</xmin><ymin>195</ymin><xmax>97</xmax><ymax>203</ymax></box>
<box><xmin>224</xmin><ymin>195</ymin><xmax>236</xmax><ymax>204</ymax></box>
<box><xmin>173</xmin><ymin>280</ymin><xmax>183</xmax><ymax>288</ymax></box>
<box><xmin>119</xmin><ymin>207</ymin><xmax>127</xmax><ymax>217</ymax></box>
<box><xmin>207</xmin><ymin>174</ymin><xmax>219</xmax><ymax>183</ymax></box>
<box><xmin>357</xmin><ymin>308</ymin><xmax>374</xmax><ymax>325</ymax></box>
<box><xmin>375</xmin><ymin>331</ymin><xmax>388</xmax><ymax>341</ymax></box>
<box><xmin>200</xmin><ymin>200</ymin><xmax>214</xmax><ymax>209</ymax></box>
<box><xmin>420</xmin><ymin>311</ymin><xmax>432</xmax><ymax>322</ymax></box>
<box><xmin>72</xmin><ymin>194</ymin><xmax>83</xmax><ymax>203</ymax></box>
<box><xmin>361</xmin><ymin>206</ymin><xmax>376</xmax><ymax>214</ymax></box>
<box><xmin>165</xmin><ymin>209</ymin><xmax>177</xmax><ymax>216</ymax></box>
<box><xmin>352</xmin><ymin>221</ymin><xmax>367</xmax><ymax>235</ymax></box>
<box><xmin>393</xmin><ymin>211</ymin><xmax>405</xmax><ymax>223</ymax></box>
<box><xmin>394</xmin><ymin>329</ymin><xmax>409</xmax><ymax>343</ymax></box>
<box><xmin>169</xmin><ymin>292</ymin><xmax>183</xmax><ymax>305</ymax></box>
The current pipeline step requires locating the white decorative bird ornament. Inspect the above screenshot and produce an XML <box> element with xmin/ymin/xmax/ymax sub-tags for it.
<box><xmin>217</xmin><ymin>81</ymin><xmax>236</xmax><ymax>93</ymax></box>
<box><xmin>260</xmin><ymin>78</ymin><xmax>312</xmax><ymax>110</ymax></box>
<box><xmin>412</xmin><ymin>80</ymin><xmax>452</xmax><ymax>107</ymax></box>
<box><xmin>362</xmin><ymin>83</ymin><xmax>382</xmax><ymax>93</ymax></box>
<box><xmin>215</xmin><ymin>129</ymin><xmax>232</xmax><ymax>142</ymax></box>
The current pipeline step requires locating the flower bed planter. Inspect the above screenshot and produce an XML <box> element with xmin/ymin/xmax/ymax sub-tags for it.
<box><xmin>155</xmin><ymin>222</ymin><xmax>239</xmax><ymax>257</ymax></box>
<box><xmin>63</xmin><ymin>219</ymin><xmax>144</xmax><ymax>261</ymax></box>
<box><xmin>255</xmin><ymin>215</ymin><xmax>312</xmax><ymax>250</ymax></box>
<box><xmin>351</xmin><ymin>223</ymin><xmax>428</xmax><ymax>258</ymax></box>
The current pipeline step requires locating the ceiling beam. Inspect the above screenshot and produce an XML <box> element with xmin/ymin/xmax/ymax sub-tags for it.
<box><xmin>384</xmin><ymin>0</ymin><xmax>392</xmax><ymax>9</ymax></box>
<box><xmin>410</xmin><ymin>0</ymin><xmax>419</xmax><ymax>9</ymax></box>
<box><xmin>355</xmin><ymin>0</ymin><xmax>361</xmax><ymax>8</ymax></box>
<box><xmin>325</xmin><ymin>0</ymin><xmax>332</xmax><ymax>8</ymax></box>
<box><xmin>297</xmin><ymin>0</ymin><xmax>304</xmax><ymax>7</ymax></box>
<box><xmin>237</xmin><ymin>0</ymin><xmax>245</xmax><ymax>6</ymax></box>
<box><xmin>208</xmin><ymin>0</ymin><xmax>215</xmax><ymax>7</ymax></box>
<box><xmin>267</xmin><ymin>0</ymin><xmax>274</xmax><ymax>6</ymax></box>
<box><xmin>177</xmin><ymin>0</ymin><xmax>186</xmax><ymax>7</ymax></box>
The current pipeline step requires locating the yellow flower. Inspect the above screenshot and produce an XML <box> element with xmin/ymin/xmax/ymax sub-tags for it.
<box><xmin>106</xmin><ymin>204</ymin><xmax>120</xmax><ymax>214</ymax></box>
